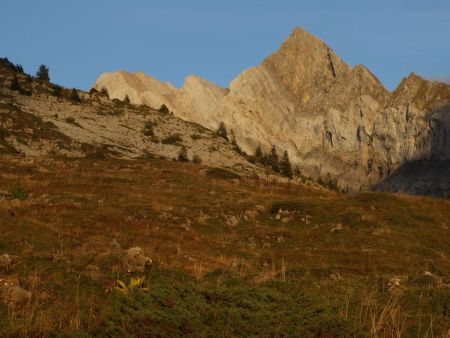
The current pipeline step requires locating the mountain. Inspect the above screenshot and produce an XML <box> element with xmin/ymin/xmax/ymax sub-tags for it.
<box><xmin>94</xmin><ymin>27</ymin><xmax>450</xmax><ymax>195</ymax></box>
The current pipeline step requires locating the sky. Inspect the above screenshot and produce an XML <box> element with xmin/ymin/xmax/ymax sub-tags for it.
<box><xmin>1</xmin><ymin>0</ymin><xmax>449</xmax><ymax>91</ymax></box>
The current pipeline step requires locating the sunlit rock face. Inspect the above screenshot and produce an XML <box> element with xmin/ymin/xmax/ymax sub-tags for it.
<box><xmin>94</xmin><ymin>27</ymin><xmax>450</xmax><ymax>192</ymax></box>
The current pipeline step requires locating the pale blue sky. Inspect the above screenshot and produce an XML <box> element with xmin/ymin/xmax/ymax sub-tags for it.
<box><xmin>1</xmin><ymin>0</ymin><xmax>449</xmax><ymax>90</ymax></box>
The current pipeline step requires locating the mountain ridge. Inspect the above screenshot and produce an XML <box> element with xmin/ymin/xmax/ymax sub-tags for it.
<box><xmin>93</xmin><ymin>27</ymin><xmax>450</xmax><ymax>194</ymax></box>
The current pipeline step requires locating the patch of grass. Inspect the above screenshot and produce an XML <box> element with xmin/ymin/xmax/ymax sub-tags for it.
<box><xmin>97</xmin><ymin>270</ymin><xmax>365</xmax><ymax>337</ymax></box>
<box><xmin>9</xmin><ymin>182</ymin><xmax>27</xmax><ymax>200</ymax></box>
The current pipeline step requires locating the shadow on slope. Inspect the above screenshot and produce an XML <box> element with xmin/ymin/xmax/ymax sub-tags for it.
<box><xmin>376</xmin><ymin>101</ymin><xmax>450</xmax><ymax>197</ymax></box>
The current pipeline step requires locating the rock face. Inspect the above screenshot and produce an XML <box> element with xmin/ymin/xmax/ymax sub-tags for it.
<box><xmin>94</xmin><ymin>27</ymin><xmax>450</xmax><ymax>192</ymax></box>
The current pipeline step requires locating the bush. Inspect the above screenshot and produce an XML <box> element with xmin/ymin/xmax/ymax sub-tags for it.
<box><xmin>70</xmin><ymin>88</ymin><xmax>80</xmax><ymax>102</ymax></box>
<box><xmin>89</xmin><ymin>88</ymin><xmax>98</xmax><ymax>95</ymax></box>
<box><xmin>36</xmin><ymin>64</ymin><xmax>50</xmax><ymax>82</ymax></box>
<box><xmin>10</xmin><ymin>182</ymin><xmax>27</xmax><ymax>200</ymax></box>
<box><xmin>65</xmin><ymin>117</ymin><xmax>76</xmax><ymax>124</ymax></box>
<box><xmin>178</xmin><ymin>146</ymin><xmax>189</xmax><ymax>162</ymax></box>
<box><xmin>10</xmin><ymin>76</ymin><xmax>32</xmax><ymax>96</ymax></box>
<box><xmin>100</xmin><ymin>87</ymin><xmax>109</xmax><ymax>98</ymax></box>
<box><xmin>123</xmin><ymin>95</ymin><xmax>130</xmax><ymax>104</ymax></box>
<box><xmin>52</xmin><ymin>85</ymin><xmax>62</xmax><ymax>97</ymax></box>
<box><xmin>192</xmin><ymin>155</ymin><xmax>202</xmax><ymax>164</ymax></box>
<box><xmin>10</xmin><ymin>76</ymin><xmax>21</xmax><ymax>91</ymax></box>
<box><xmin>162</xmin><ymin>134</ymin><xmax>183</xmax><ymax>145</ymax></box>
<box><xmin>159</xmin><ymin>104</ymin><xmax>170</xmax><ymax>114</ymax></box>
<box><xmin>150</xmin><ymin>136</ymin><xmax>159</xmax><ymax>143</ymax></box>
<box><xmin>143</xmin><ymin>121</ymin><xmax>155</xmax><ymax>137</ymax></box>
<box><xmin>216</xmin><ymin>121</ymin><xmax>228</xmax><ymax>140</ymax></box>
<box><xmin>205</xmin><ymin>168</ymin><xmax>240</xmax><ymax>180</ymax></box>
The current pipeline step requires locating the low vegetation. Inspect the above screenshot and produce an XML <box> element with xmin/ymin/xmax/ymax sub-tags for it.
<box><xmin>0</xmin><ymin>157</ymin><xmax>449</xmax><ymax>336</ymax></box>
<box><xmin>162</xmin><ymin>134</ymin><xmax>183</xmax><ymax>145</ymax></box>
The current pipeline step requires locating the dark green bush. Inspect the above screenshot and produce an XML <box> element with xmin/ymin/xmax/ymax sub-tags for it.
<box><xmin>162</xmin><ymin>134</ymin><xmax>182</xmax><ymax>145</ymax></box>
<box><xmin>10</xmin><ymin>182</ymin><xmax>27</xmax><ymax>200</ymax></box>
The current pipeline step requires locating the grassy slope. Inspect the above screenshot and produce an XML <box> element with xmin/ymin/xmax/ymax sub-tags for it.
<box><xmin>0</xmin><ymin>156</ymin><xmax>449</xmax><ymax>337</ymax></box>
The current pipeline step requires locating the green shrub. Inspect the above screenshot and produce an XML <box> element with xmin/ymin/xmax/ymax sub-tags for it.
<box><xmin>97</xmin><ymin>271</ymin><xmax>365</xmax><ymax>337</ymax></box>
<box><xmin>10</xmin><ymin>182</ymin><xmax>27</xmax><ymax>200</ymax></box>
<box><xmin>162</xmin><ymin>134</ymin><xmax>182</xmax><ymax>145</ymax></box>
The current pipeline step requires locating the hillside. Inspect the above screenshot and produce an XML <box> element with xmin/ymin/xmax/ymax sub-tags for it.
<box><xmin>0</xmin><ymin>42</ymin><xmax>449</xmax><ymax>337</ymax></box>
<box><xmin>0</xmin><ymin>155</ymin><xmax>449</xmax><ymax>337</ymax></box>
<box><xmin>95</xmin><ymin>27</ymin><xmax>450</xmax><ymax>196</ymax></box>
<box><xmin>0</xmin><ymin>58</ymin><xmax>271</xmax><ymax>180</ymax></box>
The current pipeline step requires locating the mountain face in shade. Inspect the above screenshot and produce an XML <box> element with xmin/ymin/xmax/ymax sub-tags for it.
<box><xmin>94</xmin><ymin>27</ymin><xmax>450</xmax><ymax>193</ymax></box>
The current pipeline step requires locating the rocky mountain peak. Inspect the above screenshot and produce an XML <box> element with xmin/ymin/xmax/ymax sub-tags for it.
<box><xmin>92</xmin><ymin>27</ymin><xmax>450</xmax><ymax>194</ymax></box>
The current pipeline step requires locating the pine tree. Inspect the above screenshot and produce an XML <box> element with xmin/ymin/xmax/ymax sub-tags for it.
<box><xmin>280</xmin><ymin>150</ymin><xmax>293</xmax><ymax>179</ymax></box>
<box><xmin>124</xmin><ymin>95</ymin><xmax>130</xmax><ymax>104</ymax></box>
<box><xmin>229</xmin><ymin>129</ymin><xmax>241</xmax><ymax>153</ymax></box>
<box><xmin>36</xmin><ymin>64</ymin><xmax>50</xmax><ymax>82</ymax></box>
<box><xmin>267</xmin><ymin>145</ymin><xmax>279</xmax><ymax>172</ymax></box>
<box><xmin>254</xmin><ymin>144</ymin><xmax>264</xmax><ymax>164</ymax></box>
<box><xmin>217</xmin><ymin>121</ymin><xmax>228</xmax><ymax>140</ymax></box>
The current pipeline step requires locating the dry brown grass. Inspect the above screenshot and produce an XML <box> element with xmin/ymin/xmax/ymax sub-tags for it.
<box><xmin>0</xmin><ymin>155</ymin><xmax>449</xmax><ymax>336</ymax></box>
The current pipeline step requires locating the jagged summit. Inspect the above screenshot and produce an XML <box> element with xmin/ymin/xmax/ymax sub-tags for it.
<box><xmin>92</xmin><ymin>27</ymin><xmax>450</xmax><ymax>193</ymax></box>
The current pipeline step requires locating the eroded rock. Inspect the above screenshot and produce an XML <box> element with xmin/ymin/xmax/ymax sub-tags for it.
<box><xmin>122</xmin><ymin>247</ymin><xmax>152</xmax><ymax>273</ymax></box>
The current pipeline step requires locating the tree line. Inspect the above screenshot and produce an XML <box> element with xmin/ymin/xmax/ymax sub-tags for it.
<box><xmin>216</xmin><ymin>121</ymin><xmax>296</xmax><ymax>179</ymax></box>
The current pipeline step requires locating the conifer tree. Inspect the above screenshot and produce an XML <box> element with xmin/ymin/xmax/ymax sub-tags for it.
<box><xmin>124</xmin><ymin>94</ymin><xmax>130</xmax><ymax>104</ymax></box>
<box><xmin>217</xmin><ymin>121</ymin><xmax>228</xmax><ymax>141</ymax></box>
<box><xmin>267</xmin><ymin>145</ymin><xmax>279</xmax><ymax>172</ymax></box>
<box><xmin>36</xmin><ymin>64</ymin><xmax>50</xmax><ymax>82</ymax></box>
<box><xmin>280</xmin><ymin>150</ymin><xmax>293</xmax><ymax>179</ymax></box>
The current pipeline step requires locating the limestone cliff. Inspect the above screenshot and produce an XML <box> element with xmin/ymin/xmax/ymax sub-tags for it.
<box><xmin>94</xmin><ymin>27</ymin><xmax>450</xmax><ymax>192</ymax></box>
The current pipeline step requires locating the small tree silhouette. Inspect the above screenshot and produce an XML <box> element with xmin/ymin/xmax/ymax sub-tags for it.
<box><xmin>36</xmin><ymin>64</ymin><xmax>50</xmax><ymax>82</ymax></box>
<box><xmin>217</xmin><ymin>121</ymin><xmax>228</xmax><ymax>141</ymax></box>
<box><xmin>267</xmin><ymin>145</ymin><xmax>279</xmax><ymax>172</ymax></box>
<box><xmin>280</xmin><ymin>150</ymin><xmax>293</xmax><ymax>179</ymax></box>
<box><xmin>124</xmin><ymin>95</ymin><xmax>130</xmax><ymax>104</ymax></box>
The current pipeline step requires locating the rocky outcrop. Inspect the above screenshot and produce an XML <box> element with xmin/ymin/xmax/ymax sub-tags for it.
<box><xmin>94</xmin><ymin>27</ymin><xmax>450</xmax><ymax>192</ymax></box>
